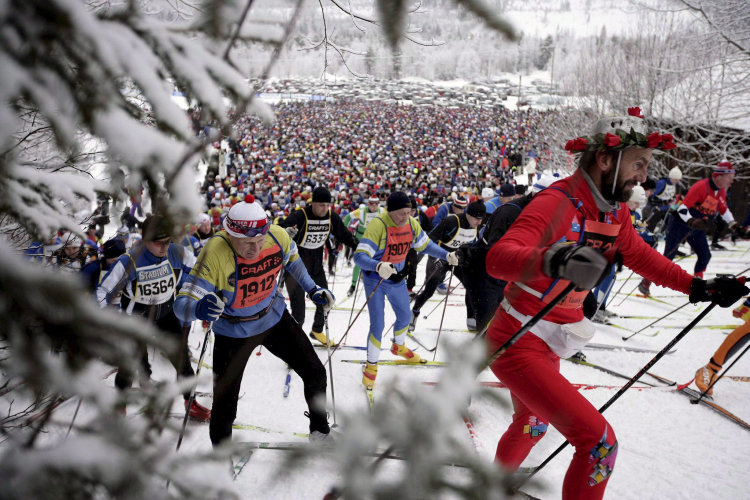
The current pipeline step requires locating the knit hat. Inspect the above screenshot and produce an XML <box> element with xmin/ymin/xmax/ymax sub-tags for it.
<box><xmin>60</xmin><ymin>232</ymin><xmax>81</xmax><ymax>248</ymax></box>
<box><xmin>466</xmin><ymin>201</ymin><xmax>486</xmax><ymax>219</ymax></box>
<box><xmin>103</xmin><ymin>239</ymin><xmax>126</xmax><ymax>259</ymax></box>
<box><xmin>453</xmin><ymin>195</ymin><xmax>469</xmax><ymax>208</ymax></box>
<box><xmin>367</xmin><ymin>195</ymin><xmax>379</xmax><ymax>204</ymax></box>
<box><xmin>531</xmin><ymin>174</ymin><xmax>555</xmax><ymax>194</ymax></box>
<box><xmin>387</xmin><ymin>191</ymin><xmax>411</xmax><ymax>212</ymax></box>
<box><xmin>629</xmin><ymin>185</ymin><xmax>647</xmax><ymax>206</ymax></box>
<box><xmin>713</xmin><ymin>160</ymin><xmax>735</xmax><ymax>176</ymax></box>
<box><xmin>516</xmin><ymin>185</ymin><xmax>528</xmax><ymax>196</ymax></box>
<box><xmin>499</xmin><ymin>183</ymin><xmax>516</xmax><ymax>197</ymax></box>
<box><xmin>481</xmin><ymin>187</ymin><xmax>494</xmax><ymax>198</ymax></box>
<box><xmin>312</xmin><ymin>186</ymin><xmax>332</xmax><ymax>203</ymax></box>
<box><xmin>197</xmin><ymin>213</ymin><xmax>211</xmax><ymax>225</ymax></box>
<box><xmin>668</xmin><ymin>167</ymin><xmax>682</xmax><ymax>181</ymax></box>
<box><xmin>142</xmin><ymin>215</ymin><xmax>173</xmax><ymax>242</ymax></box>
<box><xmin>224</xmin><ymin>195</ymin><xmax>270</xmax><ymax>238</ymax></box>
<box><xmin>641</xmin><ymin>178</ymin><xmax>656</xmax><ymax>191</ymax></box>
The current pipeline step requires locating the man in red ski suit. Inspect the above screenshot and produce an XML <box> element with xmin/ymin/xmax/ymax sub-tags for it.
<box><xmin>484</xmin><ymin>109</ymin><xmax>748</xmax><ymax>500</ymax></box>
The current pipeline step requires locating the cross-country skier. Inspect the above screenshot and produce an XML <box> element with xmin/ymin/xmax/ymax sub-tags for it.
<box><xmin>343</xmin><ymin>196</ymin><xmax>385</xmax><ymax>297</ymax></box>
<box><xmin>353</xmin><ymin>192</ymin><xmax>458</xmax><ymax>389</ymax></box>
<box><xmin>409</xmin><ymin>201</ymin><xmax>485</xmax><ymax>332</ymax></box>
<box><xmin>277</xmin><ymin>187</ymin><xmax>359</xmax><ymax>346</ymax></box>
<box><xmin>462</xmin><ymin>175</ymin><xmax>555</xmax><ymax>333</ymax></box>
<box><xmin>644</xmin><ymin>166</ymin><xmax>682</xmax><ymax>231</ymax></box>
<box><xmin>639</xmin><ymin>160</ymin><xmax>737</xmax><ymax>296</ymax></box>
<box><xmin>484</xmin><ymin>183</ymin><xmax>516</xmax><ymax>215</ymax></box>
<box><xmin>96</xmin><ymin>215</ymin><xmax>210</xmax><ymax>421</ymax></box>
<box><xmin>174</xmin><ymin>195</ymin><xmax>336</xmax><ymax>445</ymax></box>
<box><xmin>428</xmin><ymin>193</ymin><xmax>468</xmax><ymax>227</ymax></box>
<box><xmin>695</xmin><ymin>317</ymin><xmax>750</xmax><ymax>396</ymax></box>
<box><xmin>80</xmin><ymin>239</ymin><xmax>126</xmax><ymax>292</ymax></box>
<box><xmin>485</xmin><ymin>109</ymin><xmax>748</xmax><ymax>500</ymax></box>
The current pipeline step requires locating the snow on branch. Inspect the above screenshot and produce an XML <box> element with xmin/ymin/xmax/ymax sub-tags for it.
<box><xmin>0</xmin><ymin>163</ymin><xmax>110</xmax><ymax>240</ymax></box>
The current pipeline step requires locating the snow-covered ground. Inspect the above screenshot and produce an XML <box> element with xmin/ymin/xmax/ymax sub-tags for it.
<box><xmin>35</xmin><ymin>239</ymin><xmax>750</xmax><ymax>499</ymax></box>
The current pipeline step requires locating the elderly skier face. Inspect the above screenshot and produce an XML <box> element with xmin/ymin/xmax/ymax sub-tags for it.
<box><xmin>596</xmin><ymin>147</ymin><xmax>651</xmax><ymax>203</ymax></box>
<box><xmin>228</xmin><ymin>233</ymin><xmax>266</xmax><ymax>261</ymax></box>
<box><xmin>390</xmin><ymin>207</ymin><xmax>411</xmax><ymax>227</ymax></box>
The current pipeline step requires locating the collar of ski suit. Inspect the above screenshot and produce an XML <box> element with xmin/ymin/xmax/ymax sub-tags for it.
<box><xmin>580</xmin><ymin>167</ymin><xmax>620</xmax><ymax>213</ymax></box>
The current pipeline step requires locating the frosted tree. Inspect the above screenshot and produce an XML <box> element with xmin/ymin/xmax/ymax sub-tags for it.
<box><xmin>0</xmin><ymin>0</ymin><xmax>523</xmax><ymax>498</ymax></box>
<box><xmin>0</xmin><ymin>0</ymin><xmax>297</xmax><ymax>498</ymax></box>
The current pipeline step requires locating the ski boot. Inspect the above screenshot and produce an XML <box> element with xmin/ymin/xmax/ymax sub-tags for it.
<box><xmin>362</xmin><ymin>362</ymin><xmax>378</xmax><ymax>390</ymax></box>
<box><xmin>695</xmin><ymin>364</ymin><xmax>719</xmax><ymax>396</ymax></box>
<box><xmin>186</xmin><ymin>399</ymin><xmax>211</xmax><ymax>422</ymax></box>
<box><xmin>408</xmin><ymin>309</ymin><xmax>420</xmax><ymax>332</ymax></box>
<box><xmin>732</xmin><ymin>302</ymin><xmax>750</xmax><ymax>321</ymax></box>
<box><xmin>466</xmin><ymin>318</ymin><xmax>477</xmax><ymax>332</ymax></box>
<box><xmin>310</xmin><ymin>330</ymin><xmax>337</xmax><ymax>347</ymax></box>
<box><xmin>306</xmin><ymin>411</ymin><xmax>337</xmax><ymax>443</ymax></box>
<box><xmin>637</xmin><ymin>279</ymin><xmax>651</xmax><ymax>297</ymax></box>
<box><xmin>710</xmin><ymin>242</ymin><xmax>727</xmax><ymax>251</ymax></box>
<box><xmin>436</xmin><ymin>283</ymin><xmax>448</xmax><ymax>295</ymax></box>
<box><xmin>570</xmin><ymin>350</ymin><xmax>587</xmax><ymax>362</ymax></box>
<box><xmin>391</xmin><ymin>343</ymin><xmax>426</xmax><ymax>363</ymax></box>
<box><xmin>592</xmin><ymin>309</ymin><xmax>610</xmax><ymax>324</ymax></box>
<box><xmin>347</xmin><ymin>285</ymin><xmax>356</xmax><ymax>297</ymax></box>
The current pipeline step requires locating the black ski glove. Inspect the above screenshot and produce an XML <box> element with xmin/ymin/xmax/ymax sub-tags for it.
<box><xmin>543</xmin><ymin>242</ymin><xmax>609</xmax><ymax>290</ymax></box>
<box><xmin>687</xmin><ymin>217</ymin><xmax>708</xmax><ymax>231</ymax></box>
<box><xmin>689</xmin><ymin>275</ymin><xmax>749</xmax><ymax>307</ymax></box>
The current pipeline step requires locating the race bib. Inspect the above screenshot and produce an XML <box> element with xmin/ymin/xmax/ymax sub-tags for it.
<box><xmin>446</xmin><ymin>226</ymin><xmax>477</xmax><ymax>249</ymax></box>
<box><xmin>134</xmin><ymin>261</ymin><xmax>176</xmax><ymax>305</ymax></box>
<box><xmin>232</xmin><ymin>246</ymin><xmax>283</xmax><ymax>308</ymax></box>
<box><xmin>300</xmin><ymin>219</ymin><xmax>330</xmax><ymax>249</ymax></box>
<box><xmin>383</xmin><ymin>225</ymin><xmax>413</xmax><ymax>264</ymax></box>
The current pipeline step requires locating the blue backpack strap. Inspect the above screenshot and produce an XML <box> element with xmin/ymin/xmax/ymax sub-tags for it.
<box><xmin>546</xmin><ymin>186</ymin><xmax>587</xmax><ymax>244</ymax></box>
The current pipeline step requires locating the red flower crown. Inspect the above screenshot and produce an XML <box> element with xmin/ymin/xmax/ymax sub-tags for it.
<box><xmin>565</xmin><ymin>107</ymin><xmax>676</xmax><ymax>153</ymax></box>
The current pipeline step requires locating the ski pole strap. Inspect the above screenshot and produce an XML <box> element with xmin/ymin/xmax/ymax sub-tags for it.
<box><xmin>481</xmin><ymin>282</ymin><xmax>576</xmax><ymax>372</ymax></box>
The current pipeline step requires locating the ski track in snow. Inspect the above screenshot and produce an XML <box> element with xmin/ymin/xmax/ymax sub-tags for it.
<box><xmin>37</xmin><ymin>240</ymin><xmax>750</xmax><ymax>499</ymax></box>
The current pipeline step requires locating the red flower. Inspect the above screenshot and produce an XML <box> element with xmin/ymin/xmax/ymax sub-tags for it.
<box><xmin>646</xmin><ymin>132</ymin><xmax>661</xmax><ymax>149</ymax></box>
<box><xmin>628</xmin><ymin>107</ymin><xmax>644</xmax><ymax>119</ymax></box>
<box><xmin>662</xmin><ymin>141</ymin><xmax>677</xmax><ymax>150</ymax></box>
<box><xmin>604</xmin><ymin>133</ymin><xmax>621</xmax><ymax>147</ymax></box>
<box><xmin>661</xmin><ymin>133</ymin><xmax>674</xmax><ymax>142</ymax></box>
<box><xmin>564</xmin><ymin>138</ymin><xmax>588</xmax><ymax>152</ymax></box>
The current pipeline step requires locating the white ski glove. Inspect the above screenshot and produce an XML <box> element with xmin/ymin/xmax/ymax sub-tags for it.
<box><xmin>376</xmin><ymin>262</ymin><xmax>397</xmax><ymax>280</ymax></box>
<box><xmin>446</xmin><ymin>252</ymin><xmax>459</xmax><ymax>266</ymax></box>
<box><xmin>285</xmin><ymin>226</ymin><xmax>299</xmax><ymax>238</ymax></box>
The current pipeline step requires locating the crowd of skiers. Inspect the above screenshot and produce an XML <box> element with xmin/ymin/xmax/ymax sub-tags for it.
<box><xmin>24</xmin><ymin>102</ymin><xmax>750</xmax><ymax>500</ymax></box>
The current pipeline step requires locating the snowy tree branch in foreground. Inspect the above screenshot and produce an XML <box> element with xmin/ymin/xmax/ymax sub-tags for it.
<box><xmin>279</xmin><ymin>342</ymin><xmax>524</xmax><ymax>500</ymax></box>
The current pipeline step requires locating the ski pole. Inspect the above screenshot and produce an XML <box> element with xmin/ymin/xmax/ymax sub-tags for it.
<box><xmin>691</xmin><ymin>342</ymin><xmax>750</xmax><ymax>405</ymax></box>
<box><xmin>324</xmin><ymin>312</ymin><xmax>337</xmax><ymax>427</ymax></box>
<box><xmin>324</xmin><ymin>278</ymin><xmax>384</xmax><ymax>366</ymax></box>
<box><xmin>433</xmin><ymin>267</ymin><xmax>454</xmax><ymax>361</ymax></box>
<box><xmin>622</xmin><ymin>301</ymin><xmax>691</xmax><ymax>341</ymax></box>
<box><xmin>176</xmin><ymin>318</ymin><xmax>216</xmax><ymax>452</ymax></box>
<box><xmin>520</xmin><ymin>301</ymin><xmax>718</xmax><ymax>487</ymax></box>
<box><xmin>347</xmin><ymin>273</ymin><xmax>361</xmax><ymax>328</ymax></box>
<box><xmin>615</xmin><ymin>234</ymin><xmax>691</xmax><ymax>308</ymax></box>
<box><xmin>422</xmin><ymin>294</ymin><xmax>448</xmax><ymax>319</ymax></box>
<box><xmin>481</xmin><ymin>282</ymin><xmax>576</xmax><ymax>372</ymax></box>
<box><xmin>65</xmin><ymin>398</ymin><xmax>83</xmax><ymax>440</ymax></box>
<box><xmin>608</xmin><ymin>269</ymin><xmax>634</xmax><ymax>304</ymax></box>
